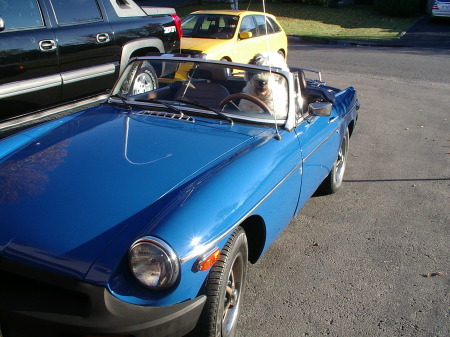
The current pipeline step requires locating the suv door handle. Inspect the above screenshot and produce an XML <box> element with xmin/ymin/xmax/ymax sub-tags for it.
<box><xmin>96</xmin><ymin>33</ymin><xmax>111</xmax><ymax>44</ymax></box>
<box><xmin>39</xmin><ymin>40</ymin><xmax>57</xmax><ymax>52</ymax></box>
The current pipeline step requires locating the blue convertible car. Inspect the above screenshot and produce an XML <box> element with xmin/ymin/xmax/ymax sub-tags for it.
<box><xmin>0</xmin><ymin>55</ymin><xmax>359</xmax><ymax>337</ymax></box>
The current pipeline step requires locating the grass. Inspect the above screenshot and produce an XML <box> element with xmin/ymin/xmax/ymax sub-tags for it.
<box><xmin>176</xmin><ymin>3</ymin><xmax>419</xmax><ymax>41</ymax></box>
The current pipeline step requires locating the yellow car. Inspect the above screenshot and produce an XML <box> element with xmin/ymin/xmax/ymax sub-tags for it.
<box><xmin>181</xmin><ymin>10</ymin><xmax>288</xmax><ymax>64</ymax></box>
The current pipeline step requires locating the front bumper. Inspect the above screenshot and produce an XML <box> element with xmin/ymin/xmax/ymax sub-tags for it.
<box><xmin>0</xmin><ymin>258</ymin><xmax>205</xmax><ymax>337</ymax></box>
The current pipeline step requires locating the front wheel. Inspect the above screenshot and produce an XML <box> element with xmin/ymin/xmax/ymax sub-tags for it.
<box><xmin>194</xmin><ymin>227</ymin><xmax>248</xmax><ymax>337</ymax></box>
<box><xmin>320</xmin><ymin>127</ymin><xmax>350</xmax><ymax>194</ymax></box>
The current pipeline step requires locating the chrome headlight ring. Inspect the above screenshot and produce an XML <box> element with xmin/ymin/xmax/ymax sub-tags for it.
<box><xmin>128</xmin><ymin>236</ymin><xmax>180</xmax><ymax>290</ymax></box>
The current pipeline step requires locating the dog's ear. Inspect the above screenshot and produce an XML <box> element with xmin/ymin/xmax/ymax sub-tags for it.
<box><xmin>248</xmin><ymin>55</ymin><xmax>258</xmax><ymax>65</ymax></box>
<box><xmin>245</xmin><ymin>55</ymin><xmax>258</xmax><ymax>82</ymax></box>
<box><xmin>244</xmin><ymin>70</ymin><xmax>253</xmax><ymax>82</ymax></box>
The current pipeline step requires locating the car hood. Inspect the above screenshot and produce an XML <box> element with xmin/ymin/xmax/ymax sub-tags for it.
<box><xmin>181</xmin><ymin>37</ymin><xmax>232</xmax><ymax>53</ymax></box>
<box><xmin>0</xmin><ymin>106</ymin><xmax>258</xmax><ymax>279</ymax></box>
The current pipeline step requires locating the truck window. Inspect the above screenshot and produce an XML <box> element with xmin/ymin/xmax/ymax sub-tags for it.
<box><xmin>50</xmin><ymin>0</ymin><xmax>102</xmax><ymax>25</ymax></box>
<box><xmin>0</xmin><ymin>0</ymin><xmax>44</xmax><ymax>30</ymax></box>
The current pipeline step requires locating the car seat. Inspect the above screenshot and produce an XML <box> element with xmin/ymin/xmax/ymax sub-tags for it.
<box><xmin>174</xmin><ymin>65</ymin><xmax>230</xmax><ymax>109</ymax></box>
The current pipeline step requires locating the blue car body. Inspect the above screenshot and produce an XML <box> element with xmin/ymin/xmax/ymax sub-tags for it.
<box><xmin>0</xmin><ymin>56</ymin><xmax>358</xmax><ymax>337</ymax></box>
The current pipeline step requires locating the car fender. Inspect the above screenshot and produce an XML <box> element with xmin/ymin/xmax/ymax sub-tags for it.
<box><xmin>120</xmin><ymin>38</ymin><xmax>166</xmax><ymax>74</ymax></box>
<box><xmin>90</xmin><ymin>128</ymin><xmax>302</xmax><ymax>305</ymax></box>
<box><xmin>0</xmin><ymin>113</ymin><xmax>84</xmax><ymax>160</ymax></box>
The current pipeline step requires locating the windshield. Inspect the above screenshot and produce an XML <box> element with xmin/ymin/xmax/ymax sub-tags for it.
<box><xmin>112</xmin><ymin>58</ymin><xmax>290</xmax><ymax>123</ymax></box>
<box><xmin>181</xmin><ymin>14</ymin><xmax>239</xmax><ymax>39</ymax></box>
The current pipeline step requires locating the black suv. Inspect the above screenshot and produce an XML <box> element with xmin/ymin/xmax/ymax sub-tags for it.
<box><xmin>0</xmin><ymin>0</ymin><xmax>181</xmax><ymax>121</ymax></box>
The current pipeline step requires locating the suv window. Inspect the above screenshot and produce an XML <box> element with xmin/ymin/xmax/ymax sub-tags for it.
<box><xmin>50</xmin><ymin>0</ymin><xmax>102</xmax><ymax>25</ymax></box>
<box><xmin>0</xmin><ymin>0</ymin><xmax>44</xmax><ymax>30</ymax></box>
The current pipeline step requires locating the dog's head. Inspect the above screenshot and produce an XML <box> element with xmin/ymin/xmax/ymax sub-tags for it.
<box><xmin>247</xmin><ymin>52</ymin><xmax>289</xmax><ymax>70</ymax></box>
<box><xmin>245</xmin><ymin>52</ymin><xmax>288</xmax><ymax>100</ymax></box>
<box><xmin>246</xmin><ymin>72</ymin><xmax>277</xmax><ymax>100</ymax></box>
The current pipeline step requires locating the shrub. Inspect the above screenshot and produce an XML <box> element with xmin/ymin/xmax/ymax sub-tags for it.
<box><xmin>373</xmin><ymin>0</ymin><xmax>420</xmax><ymax>17</ymax></box>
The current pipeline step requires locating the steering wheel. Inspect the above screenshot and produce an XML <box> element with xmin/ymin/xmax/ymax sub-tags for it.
<box><xmin>219</xmin><ymin>93</ymin><xmax>271</xmax><ymax>113</ymax></box>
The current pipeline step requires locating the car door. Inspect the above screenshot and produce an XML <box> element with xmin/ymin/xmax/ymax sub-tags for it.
<box><xmin>0</xmin><ymin>0</ymin><xmax>60</xmax><ymax>120</ymax></box>
<box><xmin>235</xmin><ymin>14</ymin><xmax>259</xmax><ymax>63</ymax></box>
<box><xmin>294</xmin><ymin>107</ymin><xmax>341</xmax><ymax>208</ymax></box>
<box><xmin>46</xmin><ymin>0</ymin><xmax>117</xmax><ymax>101</ymax></box>
<box><xmin>236</xmin><ymin>14</ymin><xmax>284</xmax><ymax>63</ymax></box>
<box><xmin>253</xmin><ymin>15</ymin><xmax>282</xmax><ymax>55</ymax></box>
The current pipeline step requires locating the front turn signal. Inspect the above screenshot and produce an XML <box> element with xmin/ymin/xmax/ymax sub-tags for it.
<box><xmin>196</xmin><ymin>248</ymin><xmax>221</xmax><ymax>272</ymax></box>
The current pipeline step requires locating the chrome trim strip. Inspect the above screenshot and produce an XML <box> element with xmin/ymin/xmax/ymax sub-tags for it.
<box><xmin>0</xmin><ymin>63</ymin><xmax>116</xmax><ymax>99</ymax></box>
<box><xmin>302</xmin><ymin>101</ymin><xmax>357</xmax><ymax>163</ymax></box>
<box><xmin>61</xmin><ymin>63</ymin><xmax>116</xmax><ymax>84</ymax></box>
<box><xmin>180</xmin><ymin>161</ymin><xmax>302</xmax><ymax>264</ymax></box>
<box><xmin>0</xmin><ymin>75</ymin><xmax>61</xmax><ymax>99</ymax></box>
<box><xmin>301</xmin><ymin>125</ymin><xmax>339</xmax><ymax>163</ymax></box>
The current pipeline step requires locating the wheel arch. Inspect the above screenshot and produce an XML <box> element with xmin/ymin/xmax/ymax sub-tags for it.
<box><xmin>120</xmin><ymin>38</ymin><xmax>165</xmax><ymax>74</ymax></box>
<box><xmin>348</xmin><ymin>119</ymin><xmax>356</xmax><ymax>138</ymax></box>
<box><xmin>239</xmin><ymin>215</ymin><xmax>266</xmax><ymax>264</ymax></box>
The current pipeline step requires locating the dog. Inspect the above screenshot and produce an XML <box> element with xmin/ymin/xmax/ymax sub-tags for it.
<box><xmin>239</xmin><ymin>52</ymin><xmax>290</xmax><ymax>119</ymax></box>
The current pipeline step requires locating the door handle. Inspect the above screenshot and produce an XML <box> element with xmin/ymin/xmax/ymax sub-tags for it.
<box><xmin>96</xmin><ymin>33</ymin><xmax>111</xmax><ymax>44</ymax></box>
<box><xmin>328</xmin><ymin>116</ymin><xmax>338</xmax><ymax>123</ymax></box>
<box><xmin>39</xmin><ymin>40</ymin><xmax>57</xmax><ymax>52</ymax></box>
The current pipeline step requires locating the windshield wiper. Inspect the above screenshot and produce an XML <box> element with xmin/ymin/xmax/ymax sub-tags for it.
<box><xmin>134</xmin><ymin>98</ymin><xmax>184</xmax><ymax>117</ymax></box>
<box><xmin>108</xmin><ymin>94</ymin><xmax>132</xmax><ymax>109</ymax></box>
<box><xmin>176</xmin><ymin>99</ymin><xmax>233</xmax><ymax>125</ymax></box>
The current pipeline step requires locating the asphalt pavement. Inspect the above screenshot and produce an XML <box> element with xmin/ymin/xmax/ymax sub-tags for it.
<box><xmin>397</xmin><ymin>16</ymin><xmax>450</xmax><ymax>49</ymax></box>
<box><xmin>238</xmin><ymin>27</ymin><xmax>450</xmax><ymax>337</ymax></box>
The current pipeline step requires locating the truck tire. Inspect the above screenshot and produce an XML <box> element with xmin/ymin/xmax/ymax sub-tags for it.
<box><xmin>127</xmin><ymin>61</ymin><xmax>158</xmax><ymax>95</ymax></box>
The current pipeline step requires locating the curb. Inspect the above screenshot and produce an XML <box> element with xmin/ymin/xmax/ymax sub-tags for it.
<box><xmin>287</xmin><ymin>35</ymin><xmax>408</xmax><ymax>48</ymax></box>
<box><xmin>395</xmin><ymin>15</ymin><xmax>425</xmax><ymax>39</ymax></box>
<box><xmin>287</xmin><ymin>15</ymin><xmax>437</xmax><ymax>48</ymax></box>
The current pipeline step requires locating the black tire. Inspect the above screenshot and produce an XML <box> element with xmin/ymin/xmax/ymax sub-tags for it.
<box><xmin>320</xmin><ymin>127</ymin><xmax>350</xmax><ymax>194</ymax></box>
<box><xmin>195</xmin><ymin>227</ymin><xmax>248</xmax><ymax>337</ymax></box>
<box><xmin>126</xmin><ymin>61</ymin><xmax>158</xmax><ymax>96</ymax></box>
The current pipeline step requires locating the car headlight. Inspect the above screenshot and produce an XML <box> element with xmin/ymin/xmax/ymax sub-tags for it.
<box><xmin>129</xmin><ymin>237</ymin><xmax>180</xmax><ymax>290</ymax></box>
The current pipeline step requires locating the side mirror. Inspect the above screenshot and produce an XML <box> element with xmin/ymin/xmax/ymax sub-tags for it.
<box><xmin>308</xmin><ymin>102</ymin><xmax>332</xmax><ymax>117</ymax></box>
<box><xmin>239</xmin><ymin>31</ymin><xmax>252</xmax><ymax>39</ymax></box>
<box><xmin>0</xmin><ymin>17</ymin><xmax>5</xmax><ymax>32</ymax></box>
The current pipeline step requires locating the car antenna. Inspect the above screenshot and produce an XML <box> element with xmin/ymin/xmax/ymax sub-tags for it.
<box><xmin>245</xmin><ymin>0</ymin><xmax>282</xmax><ymax>141</ymax></box>
<box><xmin>261</xmin><ymin>0</ymin><xmax>282</xmax><ymax>141</ymax></box>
